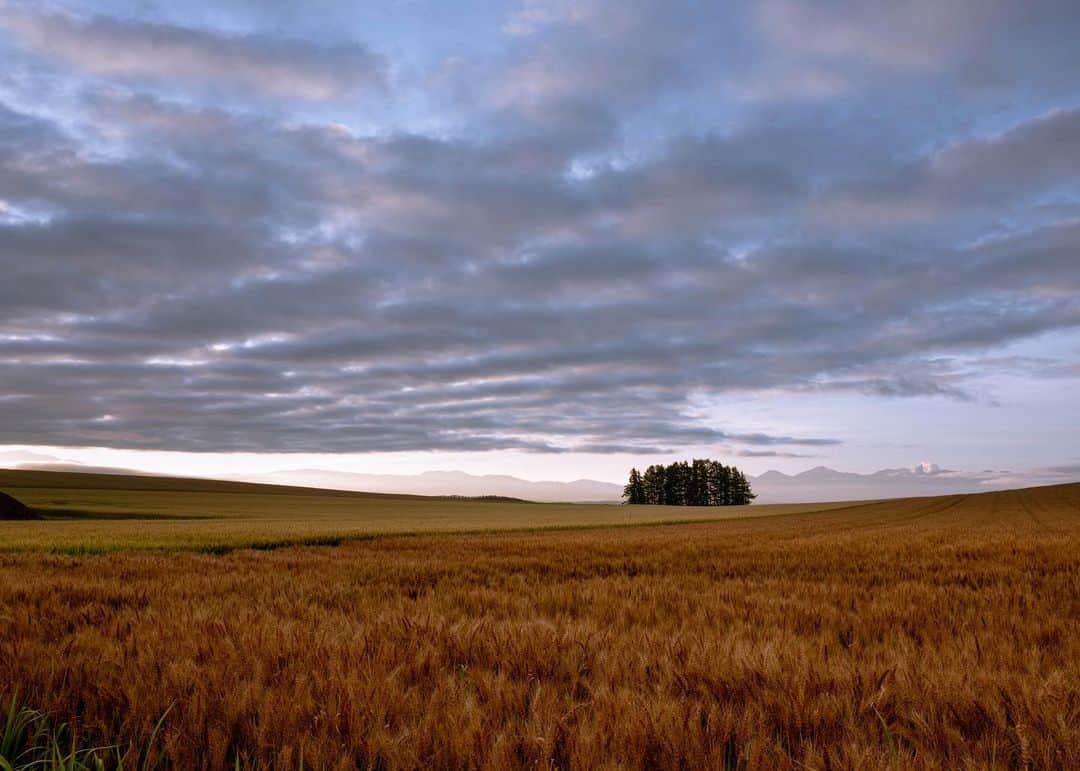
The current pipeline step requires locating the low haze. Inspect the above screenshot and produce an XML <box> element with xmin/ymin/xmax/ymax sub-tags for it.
<box><xmin>1</xmin><ymin>0</ymin><xmax>1078</xmax><ymax>496</ymax></box>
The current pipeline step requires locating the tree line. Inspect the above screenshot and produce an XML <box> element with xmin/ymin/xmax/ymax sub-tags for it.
<box><xmin>623</xmin><ymin>459</ymin><xmax>755</xmax><ymax>506</ymax></box>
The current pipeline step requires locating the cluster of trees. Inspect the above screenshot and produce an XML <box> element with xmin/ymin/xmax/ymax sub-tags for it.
<box><xmin>623</xmin><ymin>459</ymin><xmax>755</xmax><ymax>506</ymax></box>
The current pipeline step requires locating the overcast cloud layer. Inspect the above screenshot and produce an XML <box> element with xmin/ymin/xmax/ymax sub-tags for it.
<box><xmin>0</xmin><ymin>0</ymin><xmax>1078</xmax><ymax>463</ymax></box>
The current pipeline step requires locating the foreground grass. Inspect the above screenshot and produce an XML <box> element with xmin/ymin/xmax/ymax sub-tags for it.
<box><xmin>0</xmin><ymin>483</ymin><xmax>1077</xmax><ymax>769</ymax></box>
<box><xmin>0</xmin><ymin>694</ymin><xmax>168</xmax><ymax>771</ymax></box>
<box><xmin>0</xmin><ymin>469</ymin><xmax>859</xmax><ymax>552</ymax></box>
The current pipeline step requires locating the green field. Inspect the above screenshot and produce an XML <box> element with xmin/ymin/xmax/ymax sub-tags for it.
<box><xmin>0</xmin><ymin>469</ymin><xmax>863</xmax><ymax>553</ymax></box>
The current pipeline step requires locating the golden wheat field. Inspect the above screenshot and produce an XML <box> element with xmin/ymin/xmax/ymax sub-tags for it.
<box><xmin>0</xmin><ymin>478</ymin><xmax>1077</xmax><ymax>769</ymax></box>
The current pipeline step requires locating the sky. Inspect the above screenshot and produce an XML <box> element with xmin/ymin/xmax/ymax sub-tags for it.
<box><xmin>0</xmin><ymin>0</ymin><xmax>1078</xmax><ymax>488</ymax></box>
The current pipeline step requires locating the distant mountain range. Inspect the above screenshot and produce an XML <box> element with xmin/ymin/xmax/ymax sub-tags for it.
<box><xmin>262</xmin><ymin>464</ymin><xmax>1020</xmax><ymax>503</ymax></box>
<box><xmin>263</xmin><ymin>469</ymin><xmax>625</xmax><ymax>502</ymax></box>
<box><xmin>747</xmin><ymin>464</ymin><xmax>1014</xmax><ymax>503</ymax></box>
<box><xmin>2</xmin><ymin>453</ymin><xmax>1071</xmax><ymax>503</ymax></box>
<box><xmin>0</xmin><ymin>450</ymin><xmax>69</xmax><ymax>466</ymax></box>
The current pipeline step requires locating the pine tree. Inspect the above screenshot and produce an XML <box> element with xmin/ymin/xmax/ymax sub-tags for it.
<box><xmin>691</xmin><ymin>459</ymin><xmax>711</xmax><ymax>506</ymax></box>
<box><xmin>642</xmin><ymin>465</ymin><xmax>666</xmax><ymax>504</ymax></box>
<box><xmin>664</xmin><ymin>461</ymin><xmax>691</xmax><ymax>506</ymax></box>
<box><xmin>732</xmin><ymin>469</ymin><xmax>756</xmax><ymax>505</ymax></box>
<box><xmin>623</xmin><ymin>468</ymin><xmax>646</xmax><ymax>504</ymax></box>
<box><xmin>662</xmin><ymin>463</ymin><xmax>677</xmax><ymax>505</ymax></box>
<box><xmin>706</xmin><ymin>460</ymin><xmax>724</xmax><ymax>506</ymax></box>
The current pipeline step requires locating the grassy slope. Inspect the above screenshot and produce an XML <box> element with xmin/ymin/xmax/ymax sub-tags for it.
<box><xmin>0</xmin><ymin>469</ymin><xmax>866</xmax><ymax>552</ymax></box>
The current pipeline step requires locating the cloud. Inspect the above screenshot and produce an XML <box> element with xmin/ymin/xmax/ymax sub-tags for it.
<box><xmin>817</xmin><ymin>107</ymin><xmax>1080</xmax><ymax>226</ymax></box>
<box><xmin>0</xmin><ymin>1</ymin><xmax>1077</xmax><ymax>457</ymax></box>
<box><xmin>0</xmin><ymin>4</ymin><xmax>385</xmax><ymax>100</ymax></box>
<box><xmin>0</xmin><ymin>93</ymin><xmax>1076</xmax><ymax>451</ymax></box>
<box><xmin>735</xmin><ymin>450</ymin><xmax>814</xmax><ymax>459</ymax></box>
<box><xmin>757</xmin><ymin>0</ymin><xmax>970</xmax><ymax>72</ymax></box>
<box><xmin>1041</xmin><ymin>463</ymin><xmax>1080</xmax><ymax>476</ymax></box>
<box><xmin>746</xmin><ymin>0</ymin><xmax>1080</xmax><ymax>101</ymax></box>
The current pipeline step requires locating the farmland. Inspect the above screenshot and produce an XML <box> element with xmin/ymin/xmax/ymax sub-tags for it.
<box><xmin>0</xmin><ymin>475</ymin><xmax>1077</xmax><ymax>768</ymax></box>
<box><xmin>0</xmin><ymin>469</ymin><xmax>856</xmax><ymax>553</ymax></box>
